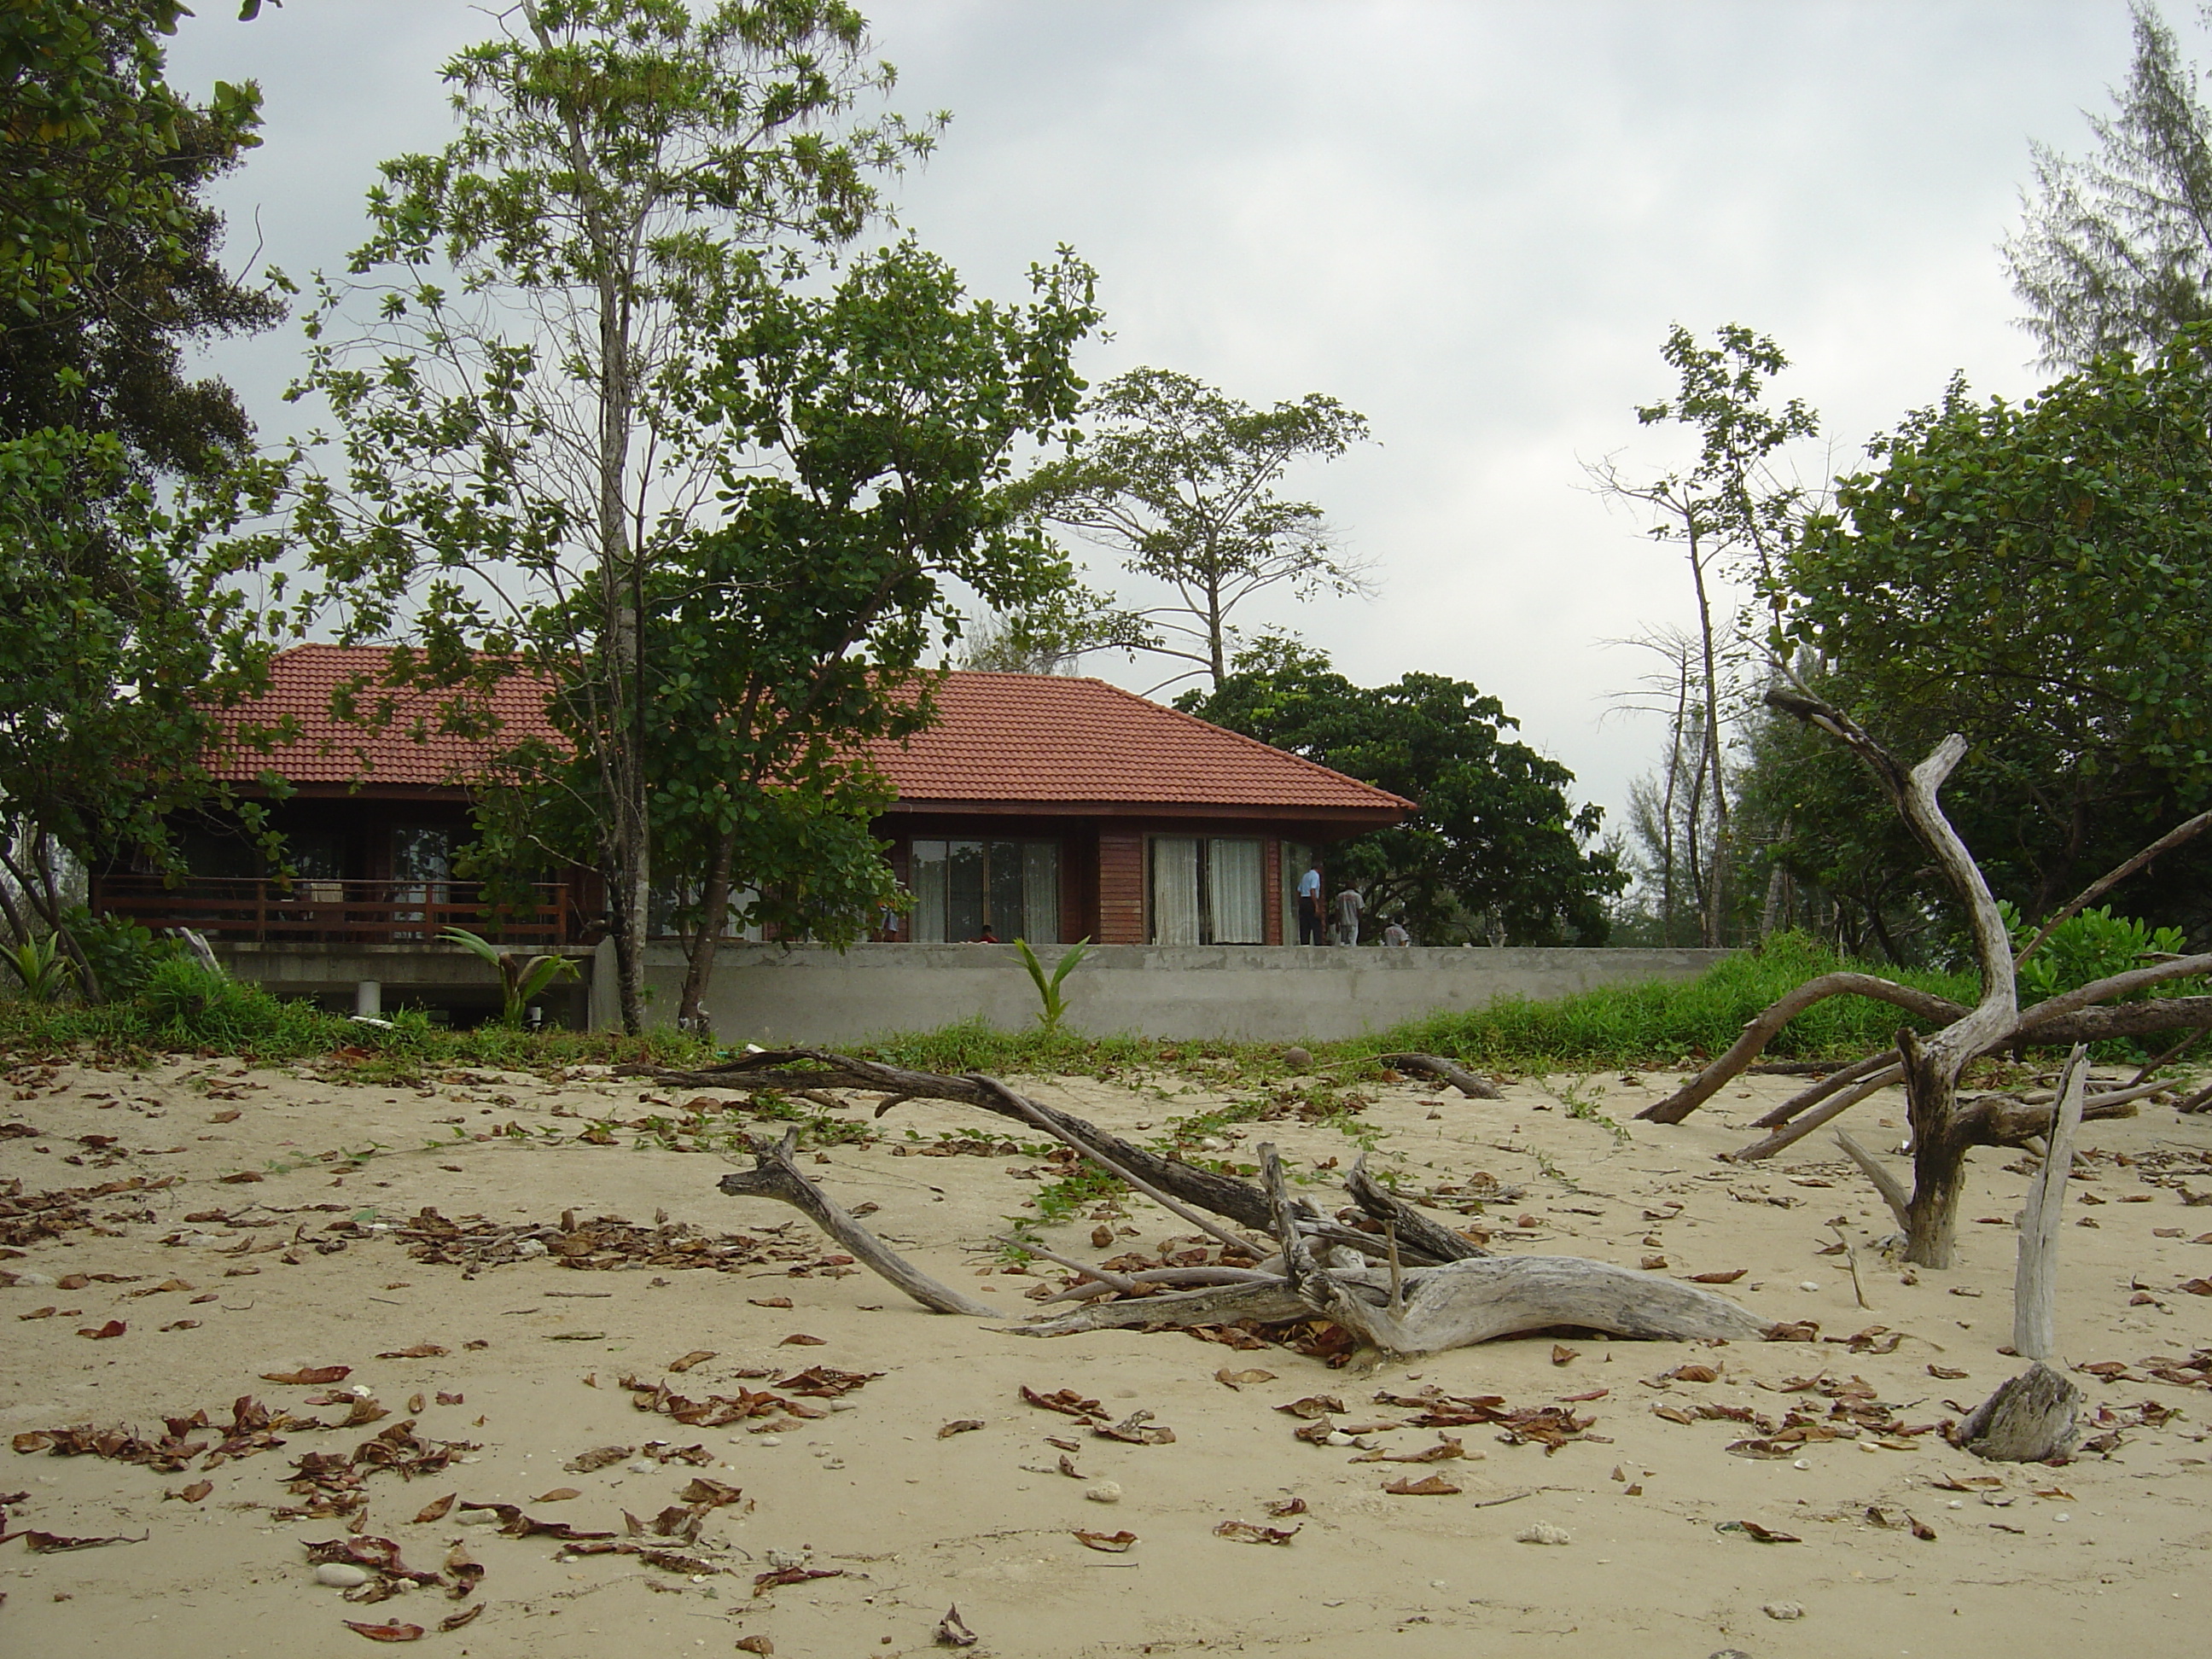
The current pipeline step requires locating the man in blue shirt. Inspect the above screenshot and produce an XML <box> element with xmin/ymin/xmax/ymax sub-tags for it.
<box><xmin>1296</xmin><ymin>860</ymin><xmax>1324</xmax><ymax>945</ymax></box>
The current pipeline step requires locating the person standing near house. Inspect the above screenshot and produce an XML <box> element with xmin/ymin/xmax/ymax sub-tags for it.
<box><xmin>1332</xmin><ymin>882</ymin><xmax>1364</xmax><ymax>946</ymax></box>
<box><xmin>1296</xmin><ymin>859</ymin><xmax>1324</xmax><ymax>945</ymax></box>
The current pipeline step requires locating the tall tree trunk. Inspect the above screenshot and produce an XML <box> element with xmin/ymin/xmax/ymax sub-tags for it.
<box><xmin>1687</xmin><ymin>533</ymin><xmax>1729</xmax><ymax>947</ymax></box>
<box><xmin>1658</xmin><ymin>652</ymin><xmax>1689</xmax><ymax>946</ymax></box>
<box><xmin>678</xmin><ymin>819</ymin><xmax>738</xmax><ymax>1035</ymax></box>
<box><xmin>1900</xmin><ymin>1027</ymin><xmax>1970</xmax><ymax>1268</ymax></box>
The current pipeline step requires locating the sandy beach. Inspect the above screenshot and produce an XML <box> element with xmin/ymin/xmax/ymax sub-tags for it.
<box><xmin>3</xmin><ymin>1050</ymin><xmax>2209</xmax><ymax>1657</ymax></box>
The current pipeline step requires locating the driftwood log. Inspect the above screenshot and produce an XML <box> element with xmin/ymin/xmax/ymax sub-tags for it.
<box><xmin>684</xmin><ymin>1051</ymin><xmax>1782</xmax><ymax>1358</ymax></box>
<box><xmin>1377</xmin><ymin>1053</ymin><xmax>1503</xmax><ymax>1100</ymax></box>
<box><xmin>2012</xmin><ymin>1047</ymin><xmax>2087</xmax><ymax>1365</ymax></box>
<box><xmin>1954</xmin><ymin>1364</ymin><xmax>2081</xmax><ymax>1463</ymax></box>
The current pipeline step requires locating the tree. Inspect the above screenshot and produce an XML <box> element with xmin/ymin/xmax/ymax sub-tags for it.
<box><xmin>1773</xmin><ymin>334</ymin><xmax>2212</xmax><ymax>938</ymax></box>
<box><xmin>291</xmin><ymin>0</ymin><xmax>939</xmax><ymax>1033</ymax></box>
<box><xmin>1179</xmin><ymin>638</ymin><xmax>1623</xmax><ymax>945</ymax></box>
<box><xmin>2003</xmin><ymin>2</ymin><xmax>2212</xmax><ymax>369</ymax></box>
<box><xmin>1588</xmin><ymin>323</ymin><xmax>1819</xmax><ymax>946</ymax></box>
<box><xmin>0</xmin><ymin>0</ymin><xmax>286</xmax><ymax>991</ymax></box>
<box><xmin>1026</xmin><ymin>367</ymin><xmax>1372</xmax><ymax>691</ymax></box>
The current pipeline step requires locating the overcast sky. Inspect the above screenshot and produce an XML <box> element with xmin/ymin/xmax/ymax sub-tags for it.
<box><xmin>165</xmin><ymin>0</ymin><xmax>2165</xmax><ymax>839</ymax></box>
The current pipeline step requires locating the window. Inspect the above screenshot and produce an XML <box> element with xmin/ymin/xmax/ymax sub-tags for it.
<box><xmin>907</xmin><ymin>840</ymin><xmax>1059</xmax><ymax>942</ymax></box>
<box><xmin>1150</xmin><ymin>836</ymin><xmax>1264</xmax><ymax>945</ymax></box>
<box><xmin>1279</xmin><ymin>839</ymin><xmax>1314</xmax><ymax>941</ymax></box>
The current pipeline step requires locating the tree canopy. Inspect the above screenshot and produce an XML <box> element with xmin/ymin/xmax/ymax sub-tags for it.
<box><xmin>1179</xmin><ymin>638</ymin><xmax>1622</xmax><ymax>946</ymax></box>
<box><xmin>1026</xmin><ymin>367</ymin><xmax>1371</xmax><ymax>690</ymax></box>
<box><xmin>1768</xmin><ymin>329</ymin><xmax>2212</xmax><ymax>939</ymax></box>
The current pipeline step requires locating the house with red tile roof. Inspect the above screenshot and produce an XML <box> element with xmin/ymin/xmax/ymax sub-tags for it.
<box><xmin>92</xmin><ymin>645</ymin><xmax>1411</xmax><ymax>953</ymax></box>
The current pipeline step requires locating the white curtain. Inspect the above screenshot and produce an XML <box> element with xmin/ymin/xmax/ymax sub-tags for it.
<box><xmin>910</xmin><ymin>841</ymin><xmax>947</xmax><ymax>942</ymax></box>
<box><xmin>1022</xmin><ymin>841</ymin><xmax>1061</xmax><ymax>943</ymax></box>
<box><xmin>1209</xmin><ymin>839</ymin><xmax>1264</xmax><ymax>944</ymax></box>
<box><xmin>1150</xmin><ymin>837</ymin><xmax>1201</xmax><ymax>945</ymax></box>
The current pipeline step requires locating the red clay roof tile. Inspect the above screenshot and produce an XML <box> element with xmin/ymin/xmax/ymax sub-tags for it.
<box><xmin>207</xmin><ymin>647</ymin><xmax>1411</xmax><ymax>817</ymax></box>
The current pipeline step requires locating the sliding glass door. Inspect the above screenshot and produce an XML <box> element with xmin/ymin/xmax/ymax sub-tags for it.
<box><xmin>907</xmin><ymin>840</ymin><xmax>1060</xmax><ymax>942</ymax></box>
<box><xmin>1149</xmin><ymin>835</ymin><xmax>1264</xmax><ymax>945</ymax></box>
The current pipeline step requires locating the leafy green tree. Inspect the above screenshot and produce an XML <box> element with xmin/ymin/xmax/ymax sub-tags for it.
<box><xmin>1180</xmin><ymin>638</ymin><xmax>1623</xmax><ymax>945</ymax></box>
<box><xmin>2004</xmin><ymin>2</ymin><xmax>2212</xmax><ymax>369</ymax></box>
<box><xmin>1771</xmin><ymin>331</ymin><xmax>2212</xmax><ymax>940</ymax></box>
<box><xmin>0</xmin><ymin>0</ymin><xmax>286</xmax><ymax>992</ymax></box>
<box><xmin>1026</xmin><ymin>367</ymin><xmax>1372</xmax><ymax>690</ymax></box>
<box><xmin>1590</xmin><ymin>323</ymin><xmax>1819</xmax><ymax>946</ymax></box>
<box><xmin>291</xmin><ymin>0</ymin><xmax>939</xmax><ymax>1033</ymax></box>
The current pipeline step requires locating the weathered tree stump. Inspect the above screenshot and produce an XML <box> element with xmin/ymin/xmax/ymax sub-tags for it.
<box><xmin>1953</xmin><ymin>1363</ymin><xmax>2081</xmax><ymax>1462</ymax></box>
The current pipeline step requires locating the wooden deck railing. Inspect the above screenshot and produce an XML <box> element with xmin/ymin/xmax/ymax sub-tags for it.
<box><xmin>89</xmin><ymin>876</ymin><xmax>579</xmax><ymax>946</ymax></box>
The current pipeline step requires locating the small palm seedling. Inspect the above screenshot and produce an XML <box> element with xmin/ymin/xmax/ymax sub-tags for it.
<box><xmin>1015</xmin><ymin>937</ymin><xmax>1093</xmax><ymax>1033</ymax></box>
<box><xmin>439</xmin><ymin>927</ymin><xmax>581</xmax><ymax>1026</ymax></box>
<box><xmin>0</xmin><ymin>931</ymin><xmax>73</xmax><ymax>1002</ymax></box>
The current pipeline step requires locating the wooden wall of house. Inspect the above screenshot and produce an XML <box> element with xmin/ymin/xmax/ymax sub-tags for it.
<box><xmin>1096</xmin><ymin>828</ymin><xmax>1145</xmax><ymax>945</ymax></box>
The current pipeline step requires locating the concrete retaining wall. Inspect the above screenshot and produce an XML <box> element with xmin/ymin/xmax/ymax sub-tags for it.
<box><xmin>593</xmin><ymin>940</ymin><xmax>1734</xmax><ymax>1045</ymax></box>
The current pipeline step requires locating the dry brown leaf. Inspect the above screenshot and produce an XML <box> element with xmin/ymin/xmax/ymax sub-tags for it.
<box><xmin>1550</xmin><ymin>1344</ymin><xmax>1578</xmax><ymax>1365</ymax></box>
<box><xmin>734</xmin><ymin>1638</ymin><xmax>775</xmax><ymax>1655</ymax></box>
<box><xmin>667</xmin><ymin>1350</ymin><xmax>718</xmax><ymax>1373</ymax></box>
<box><xmin>208</xmin><ymin>1110</ymin><xmax>241</xmax><ymax>1123</ymax></box>
<box><xmin>262</xmin><ymin>1365</ymin><xmax>350</xmax><ymax>1385</ymax></box>
<box><xmin>76</xmin><ymin>1320</ymin><xmax>125</xmax><ymax>1340</ymax></box>
<box><xmin>936</xmin><ymin>1604</ymin><xmax>979</xmax><ymax>1648</ymax></box>
<box><xmin>936</xmin><ymin>1419</ymin><xmax>985</xmax><ymax>1439</ymax></box>
<box><xmin>218</xmin><ymin>1171</ymin><xmax>263</xmax><ymax>1184</ymax></box>
<box><xmin>533</xmin><ymin>1487</ymin><xmax>582</xmax><ymax>1503</ymax></box>
<box><xmin>1072</xmin><ymin>1528</ymin><xmax>1137</xmax><ymax>1552</ymax></box>
<box><xmin>1266</xmin><ymin>1496</ymin><xmax>1308</xmax><ymax>1517</ymax></box>
<box><xmin>564</xmin><ymin>1447</ymin><xmax>632</xmax><ymax>1473</ymax></box>
<box><xmin>748</xmin><ymin>1296</ymin><xmax>794</xmax><ymax>1309</ymax></box>
<box><xmin>438</xmin><ymin>1606</ymin><xmax>482</xmax><ymax>1633</ymax></box>
<box><xmin>1022</xmin><ymin>1385</ymin><xmax>1104</xmax><ymax>1420</ymax></box>
<box><xmin>342</xmin><ymin>1621</ymin><xmax>424</xmax><ymax>1643</ymax></box>
<box><xmin>1214</xmin><ymin>1519</ymin><xmax>1300</xmax><ymax>1545</ymax></box>
<box><xmin>375</xmin><ymin>1344</ymin><xmax>446</xmax><ymax>1359</ymax></box>
<box><xmin>778</xmin><ymin>1333</ymin><xmax>825</xmax><ymax>1346</ymax></box>
<box><xmin>1687</xmin><ymin>1268</ymin><xmax>1749</xmax><ymax>1284</ymax></box>
<box><xmin>435</xmin><ymin>1392</ymin><xmax>464</xmax><ymax>1406</ymax></box>
<box><xmin>412</xmin><ymin>1493</ymin><xmax>457</xmax><ymax>1524</ymax></box>
<box><xmin>1214</xmin><ymin>1367</ymin><xmax>1276</xmax><ymax>1389</ymax></box>
<box><xmin>1736</xmin><ymin>1520</ymin><xmax>1802</xmax><ymax>1543</ymax></box>
<box><xmin>1927</xmin><ymin>1364</ymin><xmax>1970</xmax><ymax>1381</ymax></box>
<box><xmin>1382</xmin><ymin>1474</ymin><xmax>1461</xmax><ymax>1496</ymax></box>
<box><xmin>1094</xmin><ymin>1410</ymin><xmax>1174</xmax><ymax>1445</ymax></box>
<box><xmin>1273</xmin><ymin>1394</ymin><xmax>1346</xmax><ymax>1419</ymax></box>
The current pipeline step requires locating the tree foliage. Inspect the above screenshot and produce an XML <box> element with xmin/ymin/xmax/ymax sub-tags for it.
<box><xmin>291</xmin><ymin>0</ymin><xmax>940</xmax><ymax>1033</ymax></box>
<box><xmin>0</xmin><ymin>0</ymin><xmax>286</xmax><ymax>988</ymax></box>
<box><xmin>2004</xmin><ymin>1</ymin><xmax>2212</xmax><ymax>369</ymax></box>
<box><xmin>1027</xmin><ymin>367</ymin><xmax>1372</xmax><ymax>690</ymax></box>
<box><xmin>1179</xmin><ymin>638</ymin><xmax>1622</xmax><ymax>946</ymax></box>
<box><xmin>1768</xmin><ymin>329</ymin><xmax>2212</xmax><ymax>940</ymax></box>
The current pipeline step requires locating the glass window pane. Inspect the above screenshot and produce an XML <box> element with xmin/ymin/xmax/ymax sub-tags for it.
<box><xmin>1281</xmin><ymin>839</ymin><xmax>1313</xmax><ymax>942</ymax></box>
<box><xmin>1022</xmin><ymin>841</ymin><xmax>1060</xmax><ymax>943</ymax></box>
<box><xmin>947</xmin><ymin>841</ymin><xmax>985</xmax><ymax>941</ymax></box>
<box><xmin>987</xmin><ymin>841</ymin><xmax>1025</xmax><ymax>939</ymax></box>
<box><xmin>1150</xmin><ymin>837</ymin><xmax>1201</xmax><ymax>945</ymax></box>
<box><xmin>1208</xmin><ymin>838</ymin><xmax>1264</xmax><ymax>944</ymax></box>
<box><xmin>911</xmin><ymin>841</ymin><xmax>948</xmax><ymax>942</ymax></box>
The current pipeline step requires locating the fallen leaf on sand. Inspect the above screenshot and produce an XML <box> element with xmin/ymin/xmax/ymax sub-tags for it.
<box><xmin>1556</xmin><ymin>1388</ymin><xmax>1609</xmax><ymax>1403</ymax></box>
<box><xmin>160</xmin><ymin>1319</ymin><xmax>199</xmax><ymax>1332</ymax></box>
<box><xmin>208</xmin><ymin>1110</ymin><xmax>241</xmax><ymax>1123</ymax></box>
<box><xmin>413</xmin><ymin>1494</ymin><xmax>457</xmax><ymax>1523</ymax></box>
<box><xmin>166</xmin><ymin>1481</ymin><xmax>213</xmax><ymax>1504</ymax></box>
<box><xmin>1352</xmin><ymin>1436</ymin><xmax>1466</xmax><ymax>1464</ymax></box>
<box><xmin>533</xmin><ymin>1487</ymin><xmax>582</xmax><ymax>1503</ymax></box>
<box><xmin>375</xmin><ymin>1344</ymin><xmax>447</xmax><ymax>1359</ymax></box>
<box><xmin>734</xmin><ymin>1638</ymin><xmax>775</xmax><ymax>1655</ymax></box>
<box><xmin>262</xmin><ymin>1365</ymin><xmax>350</xmax><ymax>1385</ymax></box>
<box><xmin>218</xmin><ymin>1171</ymin><xmax>263</xmax><ymax>1184</ymax></box>
<box><xmin>435</xmin><ymin>1392</ymin><xmax>464</xmax><ymax>1406</ymax></box>
<box><xmin>342</xmin><ymin>1621</ymin><xmax>424</xmax><ymax>1643</ymax></box>
<box><xmin>937</xmin><ymin>1419</ymin><xmax>985</xmax><ymax>1439</ymax></box>
<box><xmin>667</xmin><ymin>1350</ymin><xmax>718</xmax><ymax>1373</ymax></box>
<box><xmin>936</xmin><ymin>1604</ymin><xmax>979</xmax><ymax>1648</ymax></box>
<box><xmin>748</xmin><ymin>1297</ymin><xmax>793</xmax><ymax>1309</ymax></box>
<box><xmin>1214</xmin><ymin>1519</ymin><xmax>1300</xmax><ymax>1544</ymax></box>
<box><xmin>1214</xmin><ymin>1368</ymin><xmax>1276</xmax><ymax>1389</ymax></box>
<box><xmin>1550</xmin><ymin>1344</ymin><xmax>1578</xmax><ymax>1365</ymax></box>
<box><xmin>778</xmin><ymin>1333</ymin><xmax>826</xmax><ymax>1347</ymax></box>
<box><xmin>1274</xmin><ymin>1395</ymin><xmax>1347</xmax><ymax>1419</ymax></box>
<box><xmin>1687</xmin><ymin>1268</ymin><xmax>1748</xmax><ymax>1284</ymax></box>
<box><xmin>1383</xmin><ymin>1474</ymin><xmax>1462</xmax><ymax>1496</ymax></box>
<box><xmin>1057</xmin><ymin>1454</ymin><xmax>1083</xmax><ymax>1478</ymax></box>
<box><xmin>1266</xmin><ymin>1497</ymin><xmax>1308</xmax><ymax>1517</ymax></box>
<box><xmin>1734</xmin><ymin>1521</ymin><xmax>1802</xmax><ymax>1543</ymax></box>
<box><xmin>753</xmin><ymin>1566</ymin><xmax>841</xmax><ymax>1596</ymax></box>
<box><xmin>545</xmin><ymin>1331</ymin><xmax>604</xmax><ymax>1342</ymax></box>
<box><xmin>438</xmin><ymin>1606</ymin><xmax>482</xmax><ymax>1633</ymax></box>
<box><xmin>563</xmin><ymin>1447</ymin><xmax>631</xmax><ymax>1473</ymax></box>
<box><xmin>76</xmin><ymin>1320</ymin><xmax>125</xmax><ymax>1340</ymax></box>
<box><xmin>21</xmin><ymin>1530</ymin><xmax>147</xmax><ymax>1551</ymax></box>
<box><xmin>1072</xmin><ymin>1529</ymin><xmax>1137</xmax><ymax>1552</ymax></box>
<box><xmin>1095</xmin><ymin>1410</ymin><xmax>1174</xmax><ymax>1445</ymax></box>
<box><xmin>1927</xmin><ymin>1364</ymin><xmax>1970</xmax><ymax>1380</ymax></box>
<box><xmin>407</xmin><ymin>1394</ymin><xmax>426</xmax><ymax>1415</ymax></box>
<box><xmin>1022</xmin><ymin>1385</ymin><xmax>1104</xmax><ymax>1421</ymax></box>
<box><xmin>1044</xmin><ymin>1435</ymin><xmax>1081</xmax><ymax>1452</ymax></box>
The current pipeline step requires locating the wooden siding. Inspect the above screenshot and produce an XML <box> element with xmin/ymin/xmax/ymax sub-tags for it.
<box><xmin>1097</xmin><ymin>829</ymin><xmax>1146</xmax><ymax>944</ymax></box>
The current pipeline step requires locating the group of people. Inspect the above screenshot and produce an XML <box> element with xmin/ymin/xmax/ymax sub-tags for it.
<box><xmin>1295</xmin><ymin>861</ymin><xmax>1409</xmax><ymax>947</ymax></box>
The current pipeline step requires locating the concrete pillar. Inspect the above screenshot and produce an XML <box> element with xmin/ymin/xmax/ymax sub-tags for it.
<box><xmin>353</xmin><ymin>980</ymin><xmax>381</xmax><ymax>1017</ymax></box>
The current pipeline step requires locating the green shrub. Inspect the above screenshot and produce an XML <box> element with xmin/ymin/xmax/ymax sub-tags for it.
<box><xmin>2002</xmin><ymin>901</ymin><xmax>2202</xmax><ymax>1006</ymax></box>
<box><xmin>62</xmin><ymin>908</ymin><xmax>181</xmax><ymax>1000</ymax></box>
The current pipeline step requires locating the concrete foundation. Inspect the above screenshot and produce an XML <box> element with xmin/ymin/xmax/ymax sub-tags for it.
<box><xmin>211</xmin><ymin>941</ymin><xmax>591</xmax><ymax>1028</ymax></box>
<box><xmin>591</xmin><ymin>940</ymin><xmax>1734</xmax><ymax>1045</ymax></box>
